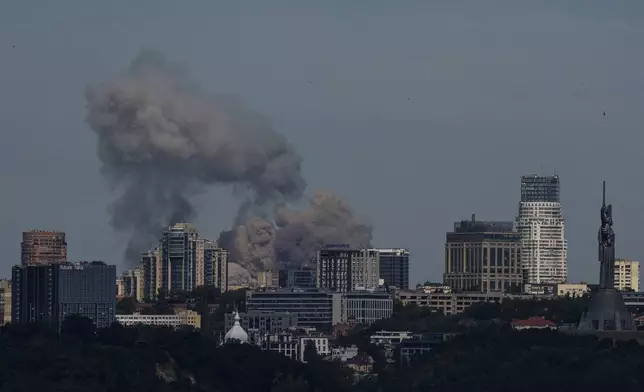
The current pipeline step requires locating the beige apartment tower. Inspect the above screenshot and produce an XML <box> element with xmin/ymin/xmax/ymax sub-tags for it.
<box><xmin>614</xmin><ymin>259</ymin><xmax>639</xmax><ymax>292</ymax></box>
<box><xmin>21</xmin><ymin>230</ymin><xmax>67</xmax><ymax>266</ymax></box>
<box><xmin>444</xmin><ymin>214</ymin><xmax>522</xmax><ymax>294</ymax></box>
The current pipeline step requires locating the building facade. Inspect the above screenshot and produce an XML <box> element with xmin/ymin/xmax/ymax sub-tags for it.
<box><xmin>516</xmin><ymin>175</ymin><xmax>568</xmax><ymax>284</ymax></box>
<box><xmin>444</xmin><ymin>215</ymin><xmax>522</xmax><ymax>293</ymax></box>
<box><xmin>117</xmin><ymin>267</ymin><xmax>144</xmax><ymax>301</ymax></box>
<box><xmin>21</xmin><ymin>230</ymin><xmax>67</xmax><ymax>266</ymax></box>
<box><xmin>161</xmin><ymin>223</ymin><xmax>199</xmax><ymax>293</ymax></box>
<box><xmin>116</xmin><ymin>309</ymin><xmax>200</xmax><ymax>329</ymax></box>
<box><xmin>378</xmin><ymin>248</ymin><xmax>410</xmax><ymax>289</ymax></box>
<box><xmin>141</xmin><ymin>224</ymin><xmax>228</xmax><ymax>299</ymax></box>
<box><xmin>340</xmin><ymin>291</ymin><xmax>393</xmax><ymax>325</ymax></box>
<box><xmin>317</xmin><ymin>246</ymin><xmax>380</xmax><ymax>292</ymax></box>
<box><xmin>12</xmin><ymin>261</ymin><xmax>116</xmax><ymax>330</ymax></box>
<box><xmin>246</xmin><ymin>290</ymin><xmax>341</xmax><ymax>329</ymax></box>
<box><xmin>224</xmin><ymin>311</ymin><xmax>298</xmax><ymax>336</ymax></box>
<box><xmin>0</xmin><ymin>280</ymin><xmax>11</xmax><ymax>325</ymax></box>
<box><xmin>614</xmin><ymin>259</ymin><xmax>639</xmax><ymax>292</ymax></box>
<box><xmin>395</xmin><ymin>289</ymin><xmax>509</xmax><ymax>315</ymax></box>
<box><xmin>279</xmin><ymin>265</ymin><xmax>316</xmax><ymax>289</ymax></box>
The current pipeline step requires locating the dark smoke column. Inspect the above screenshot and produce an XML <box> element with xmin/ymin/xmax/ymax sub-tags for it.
<box><xmin>85</xmin><ymin>50</ymin><xmax>306</xmax><ymax>264</ymax></box>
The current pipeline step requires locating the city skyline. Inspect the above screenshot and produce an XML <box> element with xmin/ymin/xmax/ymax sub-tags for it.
<box><xmin>1</xmin><ymin>2</ymin><xmax>644</xmax><ymax>284</ymax></box>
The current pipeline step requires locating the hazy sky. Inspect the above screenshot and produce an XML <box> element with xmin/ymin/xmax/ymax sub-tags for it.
<box><xmin>1</xmin><ymin>1</ymin><xmax>643</xmax><ymax>284</ymax></box>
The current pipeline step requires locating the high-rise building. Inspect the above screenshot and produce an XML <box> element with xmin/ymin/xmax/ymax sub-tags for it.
<box><xmin>12</xmin><ymin>261</ymin><xmax>116</xmax><ymax>331</ymax></box>
<box><xmin>202</xmin><ymin>240</ymin><xmax>228</xmax><ymax>290</ymax></box>
<box><xmin>516</xmin><ymin>175</ymin><xmax>568</xmax><ymax>284</ymax></box>
<box><xmin>141</xmin><ymin>224</ymin><xmax>228</xmax><ymax>299</ymax></box>
<box><xmin>0</xmin><ymin>279</ymin><xmax>11</xmax><ymax>325</ymax></box>
<box><xmin>316</xmin><ymin>246</ymin><xmax>380</xmax><ymax>292</ymax></box>
<box><xmin>161</xmin><ymin>223</ymin><xmax>199</xmax><ymax>293</ymax></box>
<box><xmin>614</xmin><ymin>259</ymin><xmax>639</xmax><ymax>292</ymax></box>
<box><xmin>21</xmin><ymin>230</ymin><xmax>67</xmax><ymax>266</ymax></box>
<box><xmin>141</xmin><ymin>248</ymin><xmax>162</xmax><ymax>300</ymax></box>
<box><xmin>444</xmin><ymin>214</ymin><xmax>522</xmax><ymax>293</ymax></box>
<box><xmin>117</xmin><ymin>267</ymin><xmax>144</xmax><ymax>301</ymax></box>
<box><xmin>377</xmin><ymin>248</ymin><xmax>410</xmax><ymax>289</ymax></box>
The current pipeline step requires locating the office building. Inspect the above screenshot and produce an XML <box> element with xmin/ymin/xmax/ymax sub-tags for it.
<box><xmin>378</xmin><ymin>248</ymin><xmax>410</xmax><ymax>289</ymax></box>
<box><xmin>614</xmin><ymin>259</ymin><xmax>639</xmax><ymax>292</ymax></box>
<box><xmin>246</xmin><ymin>289</ymin><xmax>393</xmax><ymax>328</ymax></box>
<box><xmin>516</xmin><ymin>175</ymin><xmax>568</xmax><ymax>284</ymax></box>
<box><xmin>279</xmin><ymin>265</ymin><xmax>316</xmax><ymax>289</ymax></box>
<box><xmin>444</xmin><ymin>214</ymin><xmax>522</xmax><ymax>293</ymax></box>
<box><xmin>21</xmin><ymin>230</ymin><xmax>67</xmax><ymax>266</ymax></box>
<box><xmin>12</xmin><ymin>261</ymin><xmax>116</xmax><ymax>331</ymax></box>
<box><xmin>141</xmin><ymin>224</ymin><xmax>228</xmax><ymax>299</ymax></box>
<box><xmin>317</xmin><ymin>246</ymin><xmax>380</xmax><ymax>292</ymax></box>
<box><xmin>247</xmin><ymin>290</ymin><xmax>341</xmax><ymax>329</ymax></box>
<box><xmin>340</xmin><ymin>290</ymin><xmax>393</xmax><ymax>325</ymax></box>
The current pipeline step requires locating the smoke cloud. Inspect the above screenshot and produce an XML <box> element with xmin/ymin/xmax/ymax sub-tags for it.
<box><xmin>86</xmin><ymin>50</ymin><xmax>372</xmax><ymax>280</ymax></box>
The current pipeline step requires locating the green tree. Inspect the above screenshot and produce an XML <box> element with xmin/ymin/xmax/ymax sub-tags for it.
<box><xmin>116</xmin><ymin>297</ymin><xmax>137</xmax><ymax>315</ymax></box>
<box><xmin>303</xmin><ymin>340</ymin><xmax>318</xmax><ymax>363</ymax></box>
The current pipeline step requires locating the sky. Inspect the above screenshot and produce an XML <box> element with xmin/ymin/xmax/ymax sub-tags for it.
<box><xmin>1</xmin><ymin>1</ymin><xmax>643</xmax><ymax>284</ymax></box>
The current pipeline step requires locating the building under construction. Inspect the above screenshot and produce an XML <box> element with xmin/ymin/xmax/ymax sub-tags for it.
<box><xmin>21</xmin><ymin>230</ymin><xmax>67</xmax><ymax>266</ymax></box>
<box><xmin>520</xmin><ymin>175</ymin><xmax>560</xmax><ymax>203</ymax></box>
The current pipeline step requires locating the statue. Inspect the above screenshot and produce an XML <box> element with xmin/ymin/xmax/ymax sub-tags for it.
<box><xmin>578</xmin><ymin>181</ymin><xmax>634</xmax><ymax>332</ymax></box>
<box><xmin>599</xmin><ymin>200</ymin><xmax>615</xmax><ymax>247</ymax></box>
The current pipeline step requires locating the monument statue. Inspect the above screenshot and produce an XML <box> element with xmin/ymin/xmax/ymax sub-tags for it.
<box><xmin>598</xmin><ymin>181</ymin><xmax>616</xmax><ymax>289</ymax></box>
<box><xmin>579</xmin><ymin>181</ymin><xmax>634</xmax><ymax>332</ymax></box>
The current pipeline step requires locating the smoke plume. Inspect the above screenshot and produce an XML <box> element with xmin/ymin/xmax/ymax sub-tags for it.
<box><xmin>86</xmin><ymin>50</ymin><xmax>372</xmax><ymax>280</ymax></box>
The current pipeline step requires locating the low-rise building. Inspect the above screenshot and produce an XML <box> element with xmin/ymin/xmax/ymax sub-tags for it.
<box><xmin>328</xmin><ymin>345</ymin><xmax>359</xmax><ymax>362</ymax></box>
<box><xmin>341</xmin><ymin>290</ymin><xmax>393</xmax><ymax>325</ymax></box>
<box><xmin>264</xmin><ymin>333</ymin><xmax>299</xmax><ymax>360</ymax></box>
<box><xmin>224</xmin><ymin>311</ymin><xmax>298</xmax><ymax>336</ymax></box>
<box><xmin>247</xmin><ymin>289</ymin><xmax>393</xmax><ymax>329</ymax></box>
<box><xmin>344</xmin><ymin>353</ymin><xmax>374</xmax><ymax>374</ymax></box>
<box><xmin>556</xmin><ymin>283</ymin><xmax>589</xmax><ymax>297</ymax></box>
<box><xmin>299</xmin><ymin>334</ymin><xmax>330</xmax><ymax>362</ymax></box>
<box><xmin>395</xmin><ymin>289</ymin><xmax>504</xmax><ymax>315</ymax></box>
<box><xmin>116</xmin><ymin>309</ymin><xmax>201</xmax><ymax>329</ymax></box>
<box><xmin>399</xmin><ymin>333</ymin><xmax>457</xmax><ymax>365</ymax></box>
<box><xmin>510</xmin><ymin>316</ymin><xmax>557</xmax><ymax>330</ymax></box>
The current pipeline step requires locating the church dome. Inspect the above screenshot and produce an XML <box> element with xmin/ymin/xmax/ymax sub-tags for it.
<box><xmin>224</xmin><ymin>312</ymin><xmax>248</xmax><ymax>343</ymax></box>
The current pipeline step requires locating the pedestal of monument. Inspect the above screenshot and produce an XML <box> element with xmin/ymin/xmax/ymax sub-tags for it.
<box><xmin>578</xmin><ymin>289</ymin><xmax>634</xmax><ymax>332</ymax></box>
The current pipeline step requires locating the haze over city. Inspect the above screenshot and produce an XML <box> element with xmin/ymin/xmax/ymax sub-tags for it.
<box><xmin>1</xmin><ymin>1</ymin><xmax>644</xmax><ymax>284</ymax></box>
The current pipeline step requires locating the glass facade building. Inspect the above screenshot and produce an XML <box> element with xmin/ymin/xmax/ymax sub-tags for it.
<box><xmin>378</xmin><ymin>249</ymin><xmax>410</xmax><ymax>289</ymax></box>
<box><xmin>12</xmin><ymin>261</ymin><xmax>116</xmax><ymax>331</ymax></box>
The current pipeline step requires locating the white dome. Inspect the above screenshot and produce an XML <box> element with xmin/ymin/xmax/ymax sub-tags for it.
<box><xmin>224</xmin><ymin>312</ymin><xmax>248</xmax><ymax>343</ymax></box>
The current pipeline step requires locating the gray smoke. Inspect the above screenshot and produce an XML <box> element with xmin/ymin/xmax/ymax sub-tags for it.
<box><xmin>218</xmin><ymin>191</ymin><xmax>373</xmax><ymax>282</ymax></box>
<box><xmin>85</xmin><ymin>50</ymin><xmax>306</xmax><ymax>262</ymax></box>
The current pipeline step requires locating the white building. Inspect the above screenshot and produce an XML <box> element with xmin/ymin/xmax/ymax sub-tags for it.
<box><xmin>516</xmin><ymin>175</ymin><xmax>568</xmax><ymax>285</ymax></box>
<box><xmin>116</xmin><ymin>309</ymin><xmax>200</xmax><ymax>329</ymax></box>
<box><xmin>615</xmin><ymin>259</ymin><xmax>640</xmax><ymax>291</ymax></box>
<box><xmin>298</xmin><ymin>336</ymin><xmax>330</xmax><ymax>362</ymax></box>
